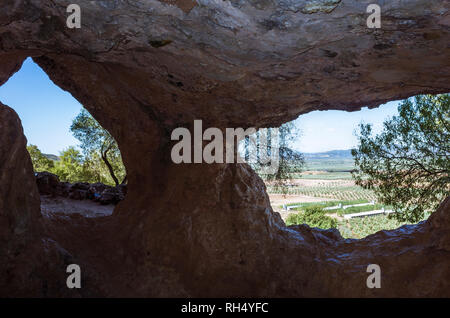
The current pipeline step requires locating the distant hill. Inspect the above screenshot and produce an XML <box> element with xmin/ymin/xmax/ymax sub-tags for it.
<box><xmin>43</xmin><ymin>153</ymin><xmax>60</xmax><ymax>161</ymax></box>
<box><xmin>302</xmin><ymin>149</ymin><xmax>354</xmax><ymax>172</ymax></box>
<box><xmin>302</xmin><ymin>149</ymin><xmax>353</xmax><ymax>160</ymax></box>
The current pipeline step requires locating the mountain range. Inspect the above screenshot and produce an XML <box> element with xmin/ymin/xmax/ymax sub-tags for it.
<box><xmin>302</xmin><ymin>149</ymin><xmax>353</xmax><ymax>160</ymax></box>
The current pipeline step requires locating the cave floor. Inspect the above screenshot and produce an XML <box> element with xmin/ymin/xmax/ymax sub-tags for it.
<box><xmin>40</xmin><ymin>195</ymin><xmax>115</xmax><ymax>218</ymax></box>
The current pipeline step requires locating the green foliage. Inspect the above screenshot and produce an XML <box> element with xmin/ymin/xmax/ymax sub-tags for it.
<box><xmin>337</xmin><ymin>214</ymin><xmax>427</xmax><ymax>239</ymax></box>
<box><xmin>51</xmin><ymin>146</ymin><xmax>92</xmax><ymax>183</ymax></box>
<box><xmin>27</xmin><ymin>144</ymin><xmax>54</xmax><ymax>172</ymax></box>
<box><xmin>286</xmin><ymin>207</ymin><xmax>337</xmax><ymax>229</ymax></box>
<box><xmin>27</xmin><ymin>135</ymin><xmax>125</xmax><ymax>186</ymax></box>
<box><xmin>71</xmin><ymin>109</ymin><xmax>126</xmax><ymax>186</ymax></box>
<box><xmin>352</xmin><ymin>94</ymin><xmax>450</xmax><ymax>222</ymax></box>
<box><xmin>82</xmin><ymin>151</ymin><xmax>126</xmax><ymax>186</ymax></box>
<box><xmin>28</xmin><ymin>145</ymin><xmax>93</xmax><ymax>183</ymax></box>
<box><xmin>248</xmin><ymin>121</ymin><xmax>304</xmax><ymax>194</ymax></box>
<box><xmin>26</xmin><ymin>106</ymin><xmax>127</xmax><ymax>186</ymax></box>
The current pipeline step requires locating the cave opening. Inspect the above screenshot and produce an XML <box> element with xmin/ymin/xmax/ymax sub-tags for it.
<box><xmin>0</xmin><ymin>0</ymin><xmax>449</xmax><ymax>298</ymax></box>
<box><xmin>0</xmin><ymin>57</ymin><xmax>128</xmax><ymax>218</ymax></box>
<box><xmin>247</xmin><ymin>95</ymin><xmax>449</xmax><ymax>239</ymax></box>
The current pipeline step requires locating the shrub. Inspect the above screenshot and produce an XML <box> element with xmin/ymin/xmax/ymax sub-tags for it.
<box><xmin>286</xmin><ymin>207</ymin><xmax>338</xmax><ymax>229</ymax></box>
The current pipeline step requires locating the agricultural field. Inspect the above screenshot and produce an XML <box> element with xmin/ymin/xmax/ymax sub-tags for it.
<box><xmin>302</xmin><ymin>159</ymin><xmax>355</xmax><ymax>172</ymax></box>
<box><xmin>265</xmin><ymin>149</ymin><xmax>427</xmax><ymax>239</ymax></box>
<box><xmin>301</xmin><ymin>149</ymin><xmax>355</xmax><ymax>171</ymax></box>
<box><xmin>335</xmin><ymin>203</ymin><xmax>386</xmax><ymax>216</ymax></box>
<box><xmin>291</xmin><ymin>171</ymin><xmax>354</xmax><ymax>180</ymax></box>
<box><xmin>286</xmin><ymin>199</ymin><xmax>370</xmax><ymax>210</ymax></box>
<box><xmin>267</xmin><ymin>183</ymin><xmax>377</xmax><ymax>202</ymax></box>
<box><xmin>266</xmin><ymin>150</ymin><xmax>376</xmax><ymax>201</ymax></box>
<box><xmin>337</xmin><ymin>215</ymin><xmax>416</xmax><ymax>239</ymax></box>
<box><xmin>283</xmin><ymin>201</ymin><xmax>418</xmax><ymax>239</ymax></box>
<box><xmin>288</xmin><ymin>201</ymin><xmax>387</xmax><ymax>215</ymax></box>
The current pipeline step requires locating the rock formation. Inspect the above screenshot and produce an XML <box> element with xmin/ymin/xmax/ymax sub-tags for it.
<box><xmin>0</xmin><ymin>0</ymin><xmax>449</xmax><ymax>297</ymax></box>
<box><xmin>35</xmin><ymin>172</ymin><xmax>126</xmax><ymax>204</ymax></box>
<box><xmin>0</xmin><ymin>104</ymin><xmax>83</xmax><ymax>297</ymax></box>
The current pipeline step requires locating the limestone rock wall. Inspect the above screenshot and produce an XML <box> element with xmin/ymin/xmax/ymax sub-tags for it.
<box><xmin>0</xmin><ymin>0</ymin><xmax>449</xmax><ymax>297</ymax></box>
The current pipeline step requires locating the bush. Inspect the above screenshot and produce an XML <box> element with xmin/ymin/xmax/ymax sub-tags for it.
<box><xmin>27</xmin><ymin>145</ymin><xmax>54</xmax><ymax>172</ymax></box>
<box><xmin>286</xmin><ymin>207</ymin><xmax>338</xmax><ymax>229</ymax></box>
<box><xmin>28</xmin><ymin>145</ymin><xmax>125</xmax><ymax>186</ymax></box>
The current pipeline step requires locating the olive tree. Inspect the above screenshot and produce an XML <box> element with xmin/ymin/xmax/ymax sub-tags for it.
<box><xmin>352</xmin><ymin>94</ymin><xmax>450</xmax><ymax>222</ymax></box>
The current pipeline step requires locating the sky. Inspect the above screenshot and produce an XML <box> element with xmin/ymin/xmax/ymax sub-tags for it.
<box><xmin>0</xmin><ymin>58</ymin><xmax>82</xmax><ymax>154</ymax></box>
<box><xmin>0</xmin><ymin>58</ymin><xmax>399</xmax><ymax>155</ymax></box>
<box><xmin>292</xmin><ymin>101</ymin><xmax>399</xmax><ymax>153</ymax></box>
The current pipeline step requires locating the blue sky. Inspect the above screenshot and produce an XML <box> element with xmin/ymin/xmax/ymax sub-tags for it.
<box><xmin>0</xmin><ymin>58</ymin><xmax>82</xmax><ymax>154</ymax></box>
<box><xmin>292</xmin><ymin>101</ymin><xmax>399</xmax><ymax>153</ymax></box>
<box><xmin>0</xmin><ymin>58</ymin><xmax>399</xmax><ymax>154</ymax></box>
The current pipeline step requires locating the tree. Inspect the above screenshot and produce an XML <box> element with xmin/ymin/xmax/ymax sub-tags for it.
<box><xmin>71</xmin><ymin>109</ymin><xmax>126</xmax><ymax>186</ymax></box>
<box><xmin>82</xmin><ymin>151</ymin><xmax>126</xmax><ymax>186</ymax></box>
<box><xmin>52</xmin><ymin>146</ymin><xmax>93</xmax><ymax>183</ymax></box>
<box><xmin>245</xmin><ymin>121</ymin><xmax>304</xmax><ymax>194</ymax></box>
<box><xmin>352</xmin><ymin>94</ymin><xmax>450</xmax><ymax>222</ymax></box>
<box><xmin>27</xmin><ymin>144</ymin><xmax>54</xmax><ymax>172</ymax></box>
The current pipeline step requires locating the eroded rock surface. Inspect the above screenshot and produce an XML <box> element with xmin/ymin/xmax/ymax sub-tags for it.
<box><xmin>0</xmin><ymin>104</ymin><xmax>84</xmax><ymax>297</ymax></box>
<box><xmin>0</xmin><ymin>0</ymin><xmax>449</xmax><ymax>297</ymax></box>
<box><xmin>0</xmin><ymin>104</ymin><xmax>40</xmax><ymax>239</ymax></box>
